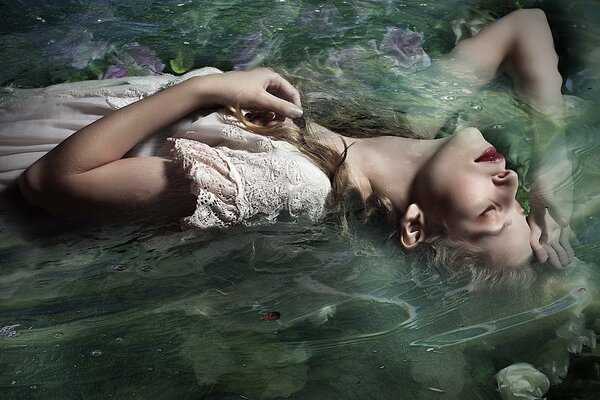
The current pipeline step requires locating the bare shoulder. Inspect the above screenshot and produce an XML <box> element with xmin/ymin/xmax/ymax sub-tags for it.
<box><xmin>305</xmin><ymin>121</ymin><xmax>362</xmax><ymax>153</ymax></box>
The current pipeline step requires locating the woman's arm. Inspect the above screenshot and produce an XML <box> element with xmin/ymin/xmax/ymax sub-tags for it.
<box><xmin>19</xmin><ymin>68</ymin><xmax>303</xmax><ymax>215</ymax></box>
<box><xmin>444</xmin><ymin>8</ymin><xmax>564</xmax><ymax>114</ymax></box>
<box><xmin>446</xmin><ymin>9</ymin><xmax>575</xmax><ymax>268</ymax></box>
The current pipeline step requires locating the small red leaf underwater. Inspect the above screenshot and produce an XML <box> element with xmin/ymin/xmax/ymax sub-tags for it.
<box><xmin>260</xmin><ymin>311</ymin><xmax>280</xmax><ymax>321</ymax></box>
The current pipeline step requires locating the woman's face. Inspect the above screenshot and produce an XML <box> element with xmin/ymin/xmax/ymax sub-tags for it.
<box><xmin>415</xmin><ymin>128</ymin><xmax>533</xmax><ymax>268</ymax></box>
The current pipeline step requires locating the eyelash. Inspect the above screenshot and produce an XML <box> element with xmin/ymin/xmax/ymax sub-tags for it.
<box><xmin>481</xmin><ymin>205</ymin><xmax>496</xmax><ymax>216</ymax></box>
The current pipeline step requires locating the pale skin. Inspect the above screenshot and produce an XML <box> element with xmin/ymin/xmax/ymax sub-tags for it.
<box><xmin>19</xmin><ymin>9</ymin><xmax>573</xmax><ymax>269</ymax></box>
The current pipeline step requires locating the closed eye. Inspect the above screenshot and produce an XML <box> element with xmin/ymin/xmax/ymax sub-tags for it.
<box><xmin>480</xmin><ymin>205</ymin><xmax>496</xmax><ymax>216</ymax></box>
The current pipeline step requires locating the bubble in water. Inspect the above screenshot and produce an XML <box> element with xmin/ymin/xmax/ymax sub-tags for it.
<box><xmin>116</xmin><ymin>337</ymin><xmax>124</xmax><ymax>342</ymax></box>
<box><xmin>90</xmin><ymin>350</ymin><xmax>102</xmax><ymax>357</ymax></box>
<box><xmin>52</xmin><ymin>332</ymin><xmax>63</xmax><ymax>338</ymax></box>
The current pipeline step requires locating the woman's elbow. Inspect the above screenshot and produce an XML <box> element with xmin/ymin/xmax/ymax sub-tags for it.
<box><xmin>514</xmin><ymin>8</ymin><xmax>550</xmax><ymax>27</ymax></box>
<box><xmin>18</xmin><ymin>166</ymin><xmax>67</xmax><ymax>215</ymax></box>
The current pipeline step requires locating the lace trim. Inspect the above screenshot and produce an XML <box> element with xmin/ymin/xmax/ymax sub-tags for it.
<box><xmin>169</xmin><ymin>138</ymin><xmax>242</xmax><ymax>229</ymax></box>
<box><xmin>170</xmin><ymin>136</ymin><xmax>331</xmax><ymax>230</ymax></box>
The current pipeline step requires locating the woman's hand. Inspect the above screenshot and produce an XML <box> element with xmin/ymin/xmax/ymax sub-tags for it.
<box><xmin>527</xmin><ymin>162</ymin><xmax>575</xmax><ymax>269</ymax></box>
<box><xmin>204</xmin><ymin>68</ymin><xmax>303</xmax><ymax>119</ymax></box>
<box><xmin>528</xmin><ymin>209</ymin><xmax>573</xmax><ymax>270</ymax></box>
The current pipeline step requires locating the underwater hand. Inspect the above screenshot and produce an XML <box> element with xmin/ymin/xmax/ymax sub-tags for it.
<box><xmin>210</xmin><ymin>68</ymin><xmax>303</xmax><ymax>119</ymax></box>
<box><xmin>527</xmin><ymin>169</ymin><xmax>574</xmax><ymax>269</ymax></box>
<box><xmin>528</xmin><ymin>209</ymin><xmax>573</xmax><ymax>269</ymax></box>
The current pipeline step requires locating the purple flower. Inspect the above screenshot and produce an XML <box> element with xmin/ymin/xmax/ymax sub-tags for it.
<box><xmin>117</xmin><ymin>43</ymin><xmax>165</xmax><ymax>74</ymax></box>
<box><xmin>100</xmin><ymin>65</ymin><xmax>129</xmax><ymax>79</ymax></box>
<box><xmin>99</xmin><ymin>43</ymin><xmax>165</xmax><ymax>79</ymax></box>
<box><xmin>1</xmin><ymin>324</ymin><xmax>20</xmax><ymax>338</ymax></box>
<box><xmin>379</xmin><ymin>27</ymin><xmax>431</xmax><ymax>70</ymax></box>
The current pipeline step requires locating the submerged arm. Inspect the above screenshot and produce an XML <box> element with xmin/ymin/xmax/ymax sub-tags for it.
<box><xmin>20</xmin><ymin>68</ymin><xmax>302</xmax><ymax>215</ymax></box>
<box><xmin>444</xmin><ymin>8</ymin><xmax>564</xmax><ymax>114</ymax></box>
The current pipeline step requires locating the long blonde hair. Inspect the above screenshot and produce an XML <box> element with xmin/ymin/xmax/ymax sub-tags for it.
<box><xmin>228</xmin><ymin>107</ymin><xmax>356</xmax><ymax>220</ymax></box>
<box><xmin>227</xmin><ymin>97</ymin><xmax>538</xmax><ymax>291</ymax></box>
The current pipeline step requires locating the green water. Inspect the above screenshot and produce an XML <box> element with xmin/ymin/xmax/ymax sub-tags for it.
<box><xmin>1</xmin><ymin>0</ymin><xmax>600</xmax><ymax>399</ymax></box>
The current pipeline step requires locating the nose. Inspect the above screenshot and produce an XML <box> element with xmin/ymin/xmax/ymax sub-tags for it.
<box><xmin>492</xmin><ymin>169</ymin><xmax>518</xmax><ymax>202</ymax></box>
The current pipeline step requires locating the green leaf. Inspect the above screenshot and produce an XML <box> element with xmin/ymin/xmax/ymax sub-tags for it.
<box><xmin>169</xmin><ymin>49</ymin><xmax>194</xmax><ymax>74</ymax></box>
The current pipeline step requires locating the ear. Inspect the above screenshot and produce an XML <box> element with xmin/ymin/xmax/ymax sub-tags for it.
<box><xmin>399</xmin><ymin>203</ymin><xmax>426</xmax><ymax>250</ymax></box>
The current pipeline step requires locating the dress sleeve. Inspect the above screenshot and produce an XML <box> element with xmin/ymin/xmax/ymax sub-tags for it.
<box><xmin>169</xmin><ymin>138</ymin><xmax>242</xmax><ymax>229</ymax></box>
<box><xmin>169</xmin><ymin>135</ymin><xmax>332</xmax><ymax>231</ymax></box>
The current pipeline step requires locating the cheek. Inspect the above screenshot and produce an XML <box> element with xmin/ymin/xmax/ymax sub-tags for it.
<box><xmin>443</xmin><ymin>177</ymin><xmax>486</xmax><ymax>213</ymax></box>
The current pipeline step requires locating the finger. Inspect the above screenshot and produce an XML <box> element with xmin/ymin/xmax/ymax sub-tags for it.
<box><xmin>544</xmin><ymin>244</ymin><xmax>563</xmax><ymax>270</ymax></box>
<box><xmin>257</xmin><ymin>91</ymin><xmax>303</xmax><ymax>119</ymax></box>
<box><xmin>531</xmin><ymin>241</ymin><xmax>549</xmax><ymax>264</ymax></box>
<box><xmin>530</xmin><ymin>206</ymin><xmax>547</xmax><ymax>232</ymax></box>
<box><xmin>547</xmin><ymin>202</ymin><xmax>569</xmax><ymax>227</ymax></box>
<box><xmin>529</xmin><ymin>223</ymin><xmax>548</xmax><ymax>264</ymax></box>
<box><xmin>266</xmin><ymin>74</ymin><xmax>302</xmax><ymax>108</ymax></box>
<box><xmin>550</xmin><ymin>240</ymin><xmax>570</xmax><ymax>268</ymax></box>
<box><xmin>559</xmin><ymin>226</ymin><xmax>575</xmax><ymax>262</ymax></box>
<box><xmin>529</xmin><ymin>210</ymin><xmax>549</xmax><ymax>244</ymax></box>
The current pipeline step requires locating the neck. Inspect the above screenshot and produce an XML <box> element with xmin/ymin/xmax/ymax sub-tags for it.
<box><xmin>345</xmin><ymin>135</ymin><xmax>444</xmax><ymax>211</ymax></box>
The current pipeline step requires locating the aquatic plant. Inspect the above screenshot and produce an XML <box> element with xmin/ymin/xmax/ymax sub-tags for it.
<box><xmin>99</xmin><ymin>43</ymin><xmax>165</xmax><ymax>79</ymax></box>
<box><xmin>325</xmin><ymin>43</ymin><xmax>378</xmax><ymax>76</ymax></box>
<box><xmin>556</xmin><ymin>318</ymin><xmax>597</xmax><ymax>354</ymax></box>
<box><xmin>169</xmin><ymin>49</ymin><xmax>195</xmax><ymax>74</ymax></box>
<box><xmin>299</xmin><ymin>3</ymin><xmax>341</xmax><ymax>34</ymax></box>
<box><xmin>450</xmin><ymin>9</ymin><xmax>496</xmax><ymax>44</ymax></box>
<box><xmin>52</xmin><ymin>30</ymin><xmax>111</xmax><ymax>69</ymax></box>
<box><xmin>232</xmin><ymin>30</ymin><xmax>282</xmax><ymax>71</ymax></box>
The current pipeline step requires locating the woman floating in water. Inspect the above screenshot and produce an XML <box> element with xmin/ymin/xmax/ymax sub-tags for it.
<box><xmin>1</xmin><ymin>9</ymin><xmax>573</xmax><ymax>280</ymax></box>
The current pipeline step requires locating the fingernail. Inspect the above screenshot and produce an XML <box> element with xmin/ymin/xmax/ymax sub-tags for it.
<box><xmin>290</xmin><ymin>106</ymin><xmax>303</xmax><ymax>118</ymax></box>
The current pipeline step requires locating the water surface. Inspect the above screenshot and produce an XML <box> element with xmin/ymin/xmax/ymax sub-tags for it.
<box><xmin>1</xmin><ymin>0</ymin><xmax>600</xmax><ymax>399</ymax></box>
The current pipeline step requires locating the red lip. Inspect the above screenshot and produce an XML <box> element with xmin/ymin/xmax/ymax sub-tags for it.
<box><xmin>475</xmin><ymin>147</ymin><xmax>504</xmax><ymax>163</ymax></box>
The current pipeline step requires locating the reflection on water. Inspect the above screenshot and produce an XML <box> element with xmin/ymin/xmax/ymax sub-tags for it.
<box><xmin>1</xmin><ymin>0</ymin><xmax>600</xmax><ymax>399</ymax></box>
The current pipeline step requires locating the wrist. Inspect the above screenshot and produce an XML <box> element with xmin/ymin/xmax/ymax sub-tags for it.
<box><xmin>188</xmin><ymin>74</ymin><xmax>227</xmax><ymax>109</ymax></box>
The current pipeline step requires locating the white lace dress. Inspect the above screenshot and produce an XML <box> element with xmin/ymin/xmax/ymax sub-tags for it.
<box><xmin>0</xmin><ymin>68</ymin><xmax>331</xmax><ymax>229</ymax></box>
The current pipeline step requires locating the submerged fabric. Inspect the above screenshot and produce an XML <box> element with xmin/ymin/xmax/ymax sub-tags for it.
<box><xmin>0</xmin><ymin>68</ymin><xmax>331</xmax><ymax>229</ymax></box>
